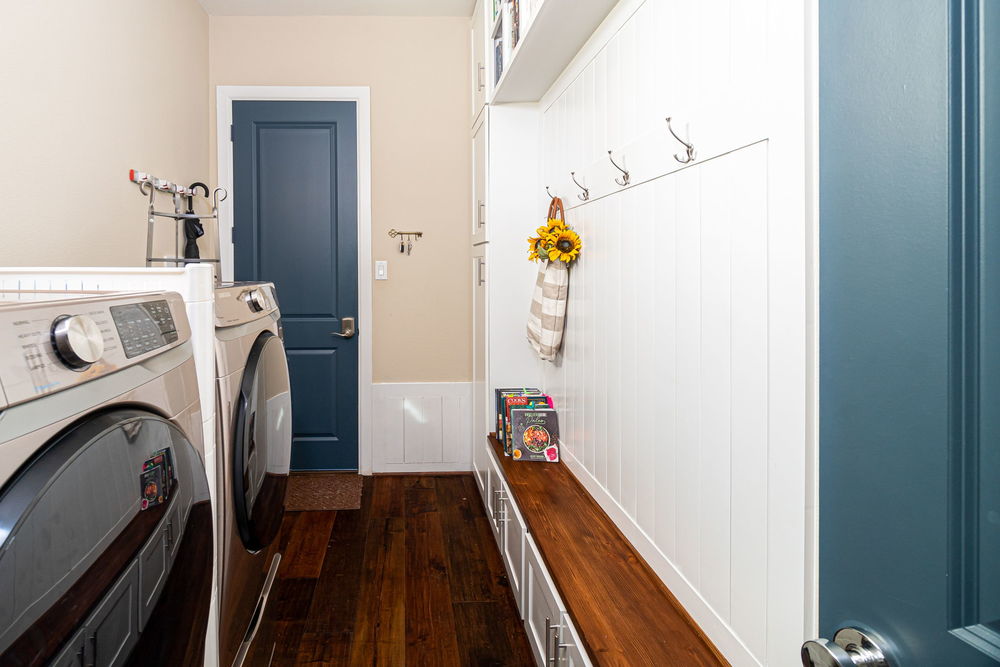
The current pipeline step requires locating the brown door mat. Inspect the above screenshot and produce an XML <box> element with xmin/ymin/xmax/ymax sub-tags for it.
<box><xmin>285</xmin><ymin>472</ymin><xmax>363</xmax><ymax>511</ymax></box>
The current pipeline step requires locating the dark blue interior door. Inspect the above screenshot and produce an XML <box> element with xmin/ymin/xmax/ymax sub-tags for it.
<box><xmin>819</xmin><ymin>1</ymin><xmax>999</xmax><ymax>664</ymax></box>
<box><xmin>233</xmin><ymin>100</ymin><xmax>359</xmax><ymax>471</ymax></box>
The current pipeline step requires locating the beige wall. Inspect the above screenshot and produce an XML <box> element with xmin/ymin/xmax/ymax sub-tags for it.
<box><xmin>209</xmin><ymin>16</ymin><xmax>472</xmax><ymax>383</ymax></box>
<box><xmin>0</xmin><ymin>1</ymin><xmax>209</xmax><ymax>266</ymax></box>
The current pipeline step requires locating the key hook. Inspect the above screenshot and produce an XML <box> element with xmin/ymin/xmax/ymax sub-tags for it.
<box><xmin>570</xmin><ymin>172</ymin><xmax>590</xmax><ymax>202</ymax></box>
<box><xmin>666</xmin><ymin>117</ymin><xmax>697</xmax><ymax>164</ymax></box>
<box><xmin>608</xmin><ymin>150</ymin><xmax>630</xmax><ymax>186</ymax></box>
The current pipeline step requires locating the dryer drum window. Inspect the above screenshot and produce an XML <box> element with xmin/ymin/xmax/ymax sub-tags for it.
<box><xmin>232</xmin><ymin>330</ymin><xmax>292</xmax><ymax>554</ymax></box>
<box><xmin>0</xmin><ymin>410</ymin><xmax>213</xmax><ymax>666</ymax></box>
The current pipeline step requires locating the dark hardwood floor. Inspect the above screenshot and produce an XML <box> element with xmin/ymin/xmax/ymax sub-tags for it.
<box><xmin>246</xmin><ymin>475</ymin><xmax>534</xmax><ymax>666</ymax></box>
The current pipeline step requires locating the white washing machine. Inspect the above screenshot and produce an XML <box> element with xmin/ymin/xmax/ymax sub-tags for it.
<box><xmin>0</xmin><ymin>290</ymin><xmax>213</xmax><ymax>666</ymax></box>
<box><xmin>213</xmin><ymin>282</ymin><xmax>291</xmax><ymax>667</ymax></box>
<box><xmin>0</xmin><ymin>265</ymin><xmax>222</xmax><ymax>665</ymax></box>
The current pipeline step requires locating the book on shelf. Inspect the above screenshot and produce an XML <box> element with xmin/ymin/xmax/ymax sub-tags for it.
<box><xmin>494</xmin><ymin>38</ymin><xmax>504</xmax><ymax>83</ymax></box>
<box><xmin>501</xmin><ymin>2</ymin><xmax>513</xmax><ymax>73</ymax></box>
<box><xmin>511</xmin><ymin>0</ymin><xmax>520</xmax><ymax>49</ymax></box>
<box><xmin>511</xmin><ymin>408</ymin><xmax>560</xmax><ymax>462</ymax></box>
<box><xmin>494</xmin><ymin>387</ymin><xmax>540</xmax><ymax>440</ymax></box>
<box><xmin>502</xmin><ymin>394</ymin><xmax>552</xmax><ymax>455</ymax></box>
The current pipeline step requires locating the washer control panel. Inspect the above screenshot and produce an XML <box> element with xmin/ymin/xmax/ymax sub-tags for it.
<box><xmin>110</xmin><ymin>300</ymin><xmax>179</xmax><ymax>358</ymax></box>
<box><xmin>0</xmin><ymin>291</ymin><xmax>189</xmax><ymax>408</ymax></box>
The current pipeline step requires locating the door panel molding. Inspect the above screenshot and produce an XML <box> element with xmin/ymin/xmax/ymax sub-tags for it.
<box><xmin>217</xmin><ymin>85</ymin><xmax>374</xmax><ymax>474</ymax></box>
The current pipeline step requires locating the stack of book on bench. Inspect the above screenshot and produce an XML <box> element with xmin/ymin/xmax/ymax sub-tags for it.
<box><xmin>494</xmin><ymin>387</ymin><xmax>560</xmax><ymax>462</ymax></box>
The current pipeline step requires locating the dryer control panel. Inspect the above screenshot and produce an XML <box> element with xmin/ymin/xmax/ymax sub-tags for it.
<box><xmin>0</xmin><ymin>291</ymin><xmax>190</xmax><ymax>409</ymax></box>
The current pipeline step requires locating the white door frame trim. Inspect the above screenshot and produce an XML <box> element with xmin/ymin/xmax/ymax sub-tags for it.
<box><xmin>216</xmin><ymin>85</ymin><xmax>374</xmax><ymax>475</ymax></box>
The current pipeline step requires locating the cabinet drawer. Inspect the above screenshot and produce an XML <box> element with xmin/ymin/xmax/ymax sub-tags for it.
<box><xmin>524</xmin><ymin>535</ymin><xmax>565</xmax><ymax>666</ymax></box>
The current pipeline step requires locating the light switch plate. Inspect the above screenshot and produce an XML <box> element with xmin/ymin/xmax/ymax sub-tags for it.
<box><xmin>375</xmin><ymin>260</ymin><xmax>388</xmax><ymax>280</ymax></box>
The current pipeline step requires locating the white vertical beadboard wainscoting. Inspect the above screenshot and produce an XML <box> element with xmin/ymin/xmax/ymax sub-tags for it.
<box><xmin>533</xmin><ymin>1</ymin><xmax>812</xmax><ymax>665</ymax></box>
<box><xmin>372</xmin><ymin>383</ymin><xmax>473</xmax><ymax>472</ymax></box>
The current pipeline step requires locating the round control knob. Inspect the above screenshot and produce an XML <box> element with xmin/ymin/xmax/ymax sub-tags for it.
<box><xmin>51</xmin><ymin>315</ymin><xmax>105</xmax><ymax>369</ymax></box>
<box><xmin>245</xmin><ymin>288</ymin><xmax>267</xmax><ymax>313</ymax></box>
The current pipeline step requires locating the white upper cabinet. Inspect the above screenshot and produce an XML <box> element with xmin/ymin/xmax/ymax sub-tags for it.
<box><xmin>471</xmin><ymin>0</ymin><xmax>487</xmax><ymax>123</ymax></box>
<box><xmin>490</xmin><ymin>0</ymin><xmax>619</xmax><ymax>104</ymax></box>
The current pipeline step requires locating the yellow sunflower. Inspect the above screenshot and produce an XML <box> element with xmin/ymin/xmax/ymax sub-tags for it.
<box><xmin>547</xmin><ymin>229</ymin><xmax>582</xmax><ymax>263</ymax></box>
<box><xmin>527</xmin><ymin>235</ymin><xmax>545</xmax><ymax>262</ymax></box>
<box><xmin>537</xmin><ymin>217</ymin><xmax>566</xmax><ymax>237</ymax></box>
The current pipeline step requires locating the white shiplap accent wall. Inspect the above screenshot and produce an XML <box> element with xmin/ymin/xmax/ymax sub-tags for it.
<box><xmin>536</xmin><ymin>1</ymin><xmax>810</xmax><ymax>665</ymax></box>
<box><xmin>373</xmin><ymin>382</ymin><xmax>472</xmax><ymax>472</ymax></box>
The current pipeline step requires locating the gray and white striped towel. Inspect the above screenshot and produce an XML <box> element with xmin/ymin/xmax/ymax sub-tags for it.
<box><xmin>527</xmin><ymin>259</ymin><xmax>569</xmax><ymax>361</ymax></box>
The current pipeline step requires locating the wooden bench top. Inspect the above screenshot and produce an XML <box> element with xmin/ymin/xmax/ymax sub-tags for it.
<box><xmin>488</xmin><ymin>434</ymin><xmax>727</xmax><ymax>666</ymax></box>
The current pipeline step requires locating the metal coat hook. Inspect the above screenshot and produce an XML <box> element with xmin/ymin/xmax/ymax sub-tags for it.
<box><xmin>546</xmin><ymin>186</ymin><xmax>555</xmax><ymax>199</ymax></box>
<box><xmin>666</xmin><ymin>117</ymin><xmax>697</xmax><ymax>164</ymax></box>
<box><xmin>608</xmin><ymin>150</ymin><xmax>630</xmax><ymax>186</ymax></box>
<box><xmin>570</xmin><ymin>172</ymin><xmax>590</xmax><ymax>202</ymax></box>
<box><xmin>212</xmin><ymin>187</ymin><xmax>229</xmax><ymax>211</ymax></box>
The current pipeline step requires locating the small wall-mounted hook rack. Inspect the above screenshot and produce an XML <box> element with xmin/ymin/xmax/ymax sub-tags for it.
<box><xmin>388</xmin><ymin>229</ymin><xmax>423</xmax><ymax>256</ymax></box>
<box><xmin>571</xmin><ymin>172</ymin><xmax>590</xmax><ymax>202</ymax></box>
<box><xmin>665</xmin><ymin>117</ymin><xmax>697</xmax><ymax>164</ymax></box>
<box><xmin>608</xmin><ymin>150</ymin><xmax>630</xmax><ymax>186</ymax></box>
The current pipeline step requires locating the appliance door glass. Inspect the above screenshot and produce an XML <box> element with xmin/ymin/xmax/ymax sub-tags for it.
<box><xmin>232</xmin><ymin>330</ymin><xmax>292</xmax><ymax>553</ymax></box>
<box><xmin>0</xmin><ymin>409</ymin><xmax>212</xmax><ymax>666</ymax></box>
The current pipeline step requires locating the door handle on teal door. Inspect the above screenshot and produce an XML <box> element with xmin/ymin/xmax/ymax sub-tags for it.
<box><xmin>331</xmin><ymin>317</ymin><xmax>356</xmax><ymax>339</ymax></box>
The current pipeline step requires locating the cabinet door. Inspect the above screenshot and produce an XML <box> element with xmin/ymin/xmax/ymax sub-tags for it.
<box><xmin>50</xmin><ymin>628</ymin><xmax>86</xmax><ymax>667</ymax></box>
<box><xmin>474</xmin><ymin>440</ymin><xmax>490</xmax><ymax>507</ymax></box>
<box><xmin>471</xmin><ymin>0</ymin><xmax>486</xmax><ymax>122</ymax></box>
<box><xmin>86</xmin><ymin>560</ymin><xmax>139</xmax><ymax>667</ymax></box>
<box><xmin>486</xmin><ymin>450</ymin><xmax>504</xmax><ymax>542</ymax></box>
<box><xmin>499</xmin><ymin>485</ymin><xmax>527</xmax><ymax>616</ymax></box>
<box><xmin>524</xmin><ymin>535</ymin><xmax>565</xmax><ymax>666</ymax></box>
<box><xmin>557</xmin><ymin>613</ymin><xmax>592</xmax><ymax>666</ymax></box>
<box><xmin>472</xmin><ymin>249</ymin><xmax>489</xmax><ymax>500</ymax></box>
<box><xmin>471</xmin><ymin>114</ymin><xmax>487</xmax><ymax>244</ymax></box>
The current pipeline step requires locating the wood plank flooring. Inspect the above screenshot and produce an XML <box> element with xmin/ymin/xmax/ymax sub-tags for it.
<box><xmin>246</xmin><ymin>475</ymin><xmax>533</xmax><ymax>666</ymax></box>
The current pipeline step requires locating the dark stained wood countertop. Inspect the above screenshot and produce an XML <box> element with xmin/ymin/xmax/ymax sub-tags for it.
<box><xmin>487</xmin><ymin>434</ymin><xmax>727</xmax><ymax>666</ymax></box>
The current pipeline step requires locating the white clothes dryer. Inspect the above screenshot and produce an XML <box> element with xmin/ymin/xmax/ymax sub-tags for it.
<box><xmin>213</xmin><ymin>282</ymin><xmax>291</xmax><ymax>667</ymax></box>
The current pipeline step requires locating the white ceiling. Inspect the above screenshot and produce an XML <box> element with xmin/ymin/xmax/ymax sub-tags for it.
<box><xmin>199</xmin><ymin>0</ymin><xmax>476</xmax><ymax>16</ymax></box>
